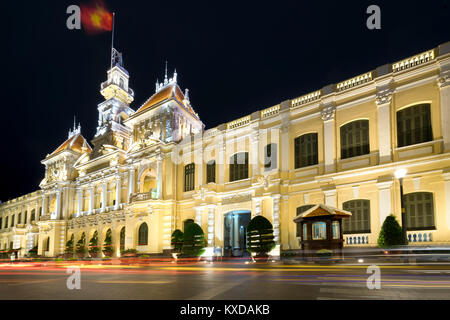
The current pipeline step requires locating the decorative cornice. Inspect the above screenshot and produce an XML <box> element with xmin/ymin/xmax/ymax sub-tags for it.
<box><xmin>321</xmin><ymin>103</ymin><xmax>336</xmax><ymax>121</ymax></box>
<box><xmin>375</xmin><ymin>88</ymin><xmax>394</xmax><ymax>106</ymax></box>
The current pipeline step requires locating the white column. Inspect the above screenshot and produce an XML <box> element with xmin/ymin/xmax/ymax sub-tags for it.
<box><xmin>42</xmin><ymin>194</ymin><xmax>48</xmax><ymax>216</ymax></box>
<box><xmin>101</xmin><ymin>182</ymin><xmax>107</xmax><ymax>213</ymax></box>
<box><xmin>218</xmin><ymin>136</ymin><xmax>225</xmax><ymax>184</ymax></box>
<box><xmin>272</xmin><ymin>194</ymin><xmax>281</xmax><ymax>243</ymax></box>
<box><xmin>156</xmin><ymin>155</ymin><xmax>163</xmax><ymax>199</ymax></box>
<box><xmin>207</xmin><ymin>206</ymin><xmax>215</xmax><ymax>247</ymax></box>
<box><xmin>88</xmin><ymin>187</ymin><xmax>94</xmax><ymax>214</ymax></box>
<box><xmin>376</xmin><ymin>89</ymin><xmax>393</xmax><ymax>163</ymax></box>
<box><xmin>115</xmin><ymin>177</ymin><xmax>121</xmax><ymax>210</ymax></box>
<box><xmin>377</xmin><ymin>181</ymin><xmax>393</xmax><ymax>226</ymax></box>
<box><xmin>233</xmin><ymin>213</ymin><xmax>240</xmax><ymax>248</ymax></box>
<box><xmin>322</xmin><ymin>104</ymin><xmax>336</xmax><ymax>173</ymax></box>
<box><xmin>55</xmin><ymin>190</ymin><xmax>61</xmax><ymax>220</ymax></box>
<box><xmin>251</xmin><ymin>129</ymin><xmax>259</xmax><ymax>176</ymax></box>
<box><xmin>324</xmin><ymin>189</ymin><xmax>336</xmax><ymax>207</ymax></box>
<box><xmin>253</xmin><ymin>197</ymin><xmax>262</xmax><ymax>217</ymax></box>
<box><xmin>194</xmin><ymin>207</ymin><xmax>202</xmax><ymax>226</ymax></box>
<box><xmin>128</xmin><ymin>167</ymin><xmax>135</xmax><ymax>202</ymax></box>
<box><xmin>444</xmin><ymin>173</ymin><xmax>450</xmax><ymax>229</ymax></box>
<box><xmin>77</xmin><ymin>189</ymin><xmax>82</xmax><ymax>217</ymax></box>
<box><xmin>280</xmin><ymin>125</ymin><xmax>290</xmax><ymax>172</ymax></box>
<box><xmin>438</xmin><ymin>75</ymin><xmax>450</xmax><ymax>151</ymax></box>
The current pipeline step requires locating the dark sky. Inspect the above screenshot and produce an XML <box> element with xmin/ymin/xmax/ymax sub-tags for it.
<box><xmin>1</xmin><ymin>0</ymin><xmax>448</xmax><ymax>201</ymax></box>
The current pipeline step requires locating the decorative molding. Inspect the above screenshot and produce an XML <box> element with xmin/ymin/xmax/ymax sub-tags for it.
<box><xmin>321</xmin><ymin>103</ymin><xmax>336</xmax><ymax>121</ymax></box>
<box><xmin>375</xmin><ymin>88</ymin><xmax>394</xmax><ymax>106</ymax></box>
<box><xmin>222</xmin><ymin>193</ymin><xmax>252</xmax><ymax>205</ymax></box>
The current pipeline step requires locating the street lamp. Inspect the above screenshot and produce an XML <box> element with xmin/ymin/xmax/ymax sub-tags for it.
<box><xmin>394</xmin><ymin>168</ymin><xmax>408</xmax><ymax>245</ymax></box>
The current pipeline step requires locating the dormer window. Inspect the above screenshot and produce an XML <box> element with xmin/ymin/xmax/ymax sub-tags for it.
<box><xmin>119</xmin><ymin>78</ymin><xmax>124</xmax><ymax>89</ymax></box>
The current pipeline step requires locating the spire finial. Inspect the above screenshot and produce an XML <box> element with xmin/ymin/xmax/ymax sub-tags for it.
<box><xmin>164</xmin><ymin>61</ymin><xmax>168</xmax><ymax>83</ymax></box>
<box><xmin>73</xmin><ymin>116</ymin><xmax>76</xmax><ymax>131</ymax></box>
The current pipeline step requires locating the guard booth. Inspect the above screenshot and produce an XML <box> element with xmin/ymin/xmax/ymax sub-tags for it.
<box><xmin>293</xmin><ymin>204</ymin><xmax>351</xmax><ymax>260</ymax></box>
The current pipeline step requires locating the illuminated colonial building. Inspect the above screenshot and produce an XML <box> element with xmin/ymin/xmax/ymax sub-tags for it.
<box><xmin>1</xmin><ymin>42</ymin><xmax>450</xmax><ymax>258</ymax></box>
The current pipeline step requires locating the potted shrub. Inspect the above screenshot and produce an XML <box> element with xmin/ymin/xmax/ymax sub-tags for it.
<box><xmin>88</xmin><ymin>231</ymin><xmax>100</xmax><ymax>258</ymax></box>
<box><xmin>28</xmin><ymin>245</ymin><xmax>38</xmax><ymax>258</ymax></box>
<box><xmin>121</xmin><ymin>249</ymin><xmax>138</xmax><ymax>258</ymax></box>
<box><xmin>102</xmin><ymin>229</ymin><xmax>114</xmax><ymax>257</ymax></box>
<box><xmin>246</xmin><ymin>216</ymin><xmax>276</xmax><ymax>262</ymax></box>
<box><xmin>181</xmin><ymin>223</ymin><xmax>206</xmax><ymax>260</ymax></box>
<box><xmin>75</xmin><ymin>233</ymin><xmax>86</xmax><ymax>259</ymax></box>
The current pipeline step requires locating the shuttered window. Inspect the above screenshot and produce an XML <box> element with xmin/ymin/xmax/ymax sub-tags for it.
<box><xmin>340</xmin><ymin>120</ymin><xmax>369</xmax><ymax>159</ymax></box>
<box><xmin>404</xmin><ymin>192</ymin><xmax>435</xmax><ymax>230</ymax></box>
<box><xmin>295</xmin><ymin>133</ymin><xmax>318</xmax><ymax>168</ymax></box>
<box><xmin>184</xmin><ymin>163</ymin><xmax>195</xmax><ymax>192</ymax></box>
<box><xmin>264</xmin><ymin>143</ymin><xmax>277</xmax><ymax>171</ymax></box>
<box><xmin>397</xmin><ymin>104</ymin><xmax>432</xmax><ymax>147</ymax></box>
<box><xmin>206</xmin><ymin>160</ymin><xmax>216</xmax><ymax>183</ymax></box>
<box><xmin>229</xmin><ymin>152</ymin><xmax>249</xmax><ymax>182</ymax></box>
<box><xmin>343</xmin><ymin>200</ymin><xmax>371</xmax><ymax>234</ymax></box>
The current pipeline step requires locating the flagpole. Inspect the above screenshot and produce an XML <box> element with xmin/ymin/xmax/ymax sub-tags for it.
<box><xmin>111</xmin><ymin>12</ymin><xmax>115</xmax><ymax>69</ymax></box>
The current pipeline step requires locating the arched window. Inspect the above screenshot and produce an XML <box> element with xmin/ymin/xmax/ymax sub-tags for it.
<box><xmin>340</xmin><ymin>120</ymin><xmax>369</xmax><ymax>159</ymax></box>
<box><xmin>31</xmin><ymin>209</ymin><xmax>35</xmax><ymax>222</ymax></box>
<box><xmin>184</xmin><ymin>163</ymin><xmax>195</xmax><ymax>192</ymax></box>
<box><xmin>184</xmin><ymin>219</ymin><xmax>194</xmax><ymax>231</ymax></box>
<box><xmin>24</xmin><ymin>211</ymin><xmax>27</xmax><ymax>224</ymax></box>
<box><xmin>296</xmin><ymin>205</ymin><xmax>315</xmax><ymax>236</ymax></box>
<box><xmin>206</xmin><ymin>160</ymin><xmax>216</xmax><ymax>183</ymax></box>
<box><xmin>343</xmin><ymin>200</ymin><xmax>371</xmax><ymax>234</ymax></box>
<box><xmin>11</xmin><ymin>214</ymin><xmax>15</xmax><ymax>227</ymax></box>
<box><xmin>142</xmin><ymin>175</ymin><xmax>156</xmax><ymax>193</ymax></box>
<box><xmin>18</xmin><ymin>213</ymin><xmax>22</xmax><ymax>225</ymax></box>
<box><xmin>397</xmin><ymin>104</ymin><xmax>432</xmax><ymax>147</ymax></box>
<box><xmin>5</xmin><ymin>216</ymin><xmax>8</xmax><ymax>228</ymax></box>
<box><xmin>119</xmin><ymin>78</ymin><xmax>125</xmax><ymax>89</ymax></box>
<box><xmin>0</xmin><ymin>218</ymin><xmax>2</xmax><ymax>230</ymax></box>
<box><xmin>264</xmin><ymin>143</ymin><xmax>277</xmax><ymax>171</ymax></box>
<box><xmin>404</xmin><ymin>192</ymin><xmax>435</xmax><ymax>230</ymax></box>
<box><xmin>295</xmin><ymin>133</ymin><xmax>318</xmax><ymax>168</ymax></box>
<box><xmin>229</xmin><ymin>152</ymin><xmax>249</xmax><ymax>182</ymax></box>
<box><xmin>119</xmin><ymin>227</ymin><xmax>125</xmax><ymax>251</ymax></box>
<box><xmin>138</xmin><ymin>223</ymin><xmax>148</xmax><ymax>245</ymax></box>
<box><xmin>312</xmin><ymin>222</ymin><xmax>327</xmax><ymax>240</ymax></box>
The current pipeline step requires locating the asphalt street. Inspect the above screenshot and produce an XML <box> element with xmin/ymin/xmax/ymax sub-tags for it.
<box><xmin>0</xmin><ymin>260</ymin><xmax>449</xmax><ymax>300</ymax></box>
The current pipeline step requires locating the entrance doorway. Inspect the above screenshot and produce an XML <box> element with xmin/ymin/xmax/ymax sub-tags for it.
<box><xmin>223</xmin><ymin>210</ymin><xmax>251</xmax><ymax>257</ymax></box>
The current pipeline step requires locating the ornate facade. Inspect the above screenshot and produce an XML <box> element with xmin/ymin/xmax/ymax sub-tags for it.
<box><xmin>1</xmin><ymin>42</ymin><xmax>450</xmax><ymax>258</ymax></box>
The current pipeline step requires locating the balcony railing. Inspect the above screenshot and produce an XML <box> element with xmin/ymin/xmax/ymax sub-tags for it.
<box><xmin>101</xmin><ymin>81</ymin><xmax>134</xmax><ymax>96</ymax></box>
<box><xmin>344</xmin><ymin>234</ymin><xmax>370</xmax><ymax>245</ymax></box>
<box><xmin>407</xmin><ymin>231</ymin><xmax>434</xmax><ymax>243</ymax></box>
<box><xmin>291</xmin><ymin>90</ymin><xmax>321</xmax><ymax>107</ymax></box>
<box><xmin>392</xmin><ymin>49</ymin><xmax>435</xmax><ymax>73</ymax></box>
<box><xmin>130</xmin><ymin>190</ymin><xmax>158</xmax><ymax>203</ymax></box>
<box><xmin>227</xmin><ymin>115</ymin><xmax>251</xmax><ymax>130</ymax></box>
<box><xmin>336</xmin><ymin>72</ymin><xmax>372</xmax><ymax>92</ymax></box>
<box><xmin>261</xmin><ymin>105</ymin><xmax>280</xmax><ymax>118</ymax></box>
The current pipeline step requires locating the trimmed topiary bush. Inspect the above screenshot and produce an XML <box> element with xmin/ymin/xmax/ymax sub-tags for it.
<box><xmin>378</xmin><ymin>214</ymin><xmax>404</xmax><ymax>247</ymax></box>
<box><xmin>65</xmin><ymin>234</ymin><xmax>74</xmax><ymax>257</ymax></box>
<box><xmin>246</xmin><ymin>216</ymin><xmax>276</xmax><ymax>257</ymax></box>
<box><xmin>76</xmin><ymin>233</ymin><xmax>86</xmax><ymax>256</ymax></box>
<box><xmin>102</xmin><ymin>229</ymin><xmax>114</xmax><ymax>257</ymax></box>
<box><xmin>28</xmin><ymin>245</ymin><xmax>38</xmax><ymax>257</ymax></box>
<box><xmin>171</xmin><ymin>229</ymin><xmax>184</xmax><ymax>253</ymax></box>
<box><xmin>181</xmin><ymin>223</ymin><xmax>206</xmax><ymax>257</ymax></box>
<box><xmin>89</xmin><ymin>231</ymin><xmax>100</xmax><ymax>257</ymax></box>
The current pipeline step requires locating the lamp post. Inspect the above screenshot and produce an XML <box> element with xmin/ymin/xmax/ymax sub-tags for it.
<box><xmin>394</xmin><ymin>168</ymin><xmax>408</xmax><ymax>245</ymax></box>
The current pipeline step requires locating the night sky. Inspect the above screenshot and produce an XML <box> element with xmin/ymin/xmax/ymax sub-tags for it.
<box><xmin>1</xmin><ymin>0</ymin><xmax>448</xmax><ymax>202</ymax></box>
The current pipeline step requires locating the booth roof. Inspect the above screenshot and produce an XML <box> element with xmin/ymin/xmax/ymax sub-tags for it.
<box><xmin>293</xmin><ymin>204</ymin><xmax>352</xmax><ymax>223</ymax></box>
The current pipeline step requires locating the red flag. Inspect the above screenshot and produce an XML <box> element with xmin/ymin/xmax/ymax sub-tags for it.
<box><xmin>81</xmin><ymin>0</ymin><xmax>113</xmax><ymax>34</ymax></box>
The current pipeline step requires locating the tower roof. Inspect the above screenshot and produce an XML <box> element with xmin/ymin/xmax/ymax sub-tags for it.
<box><xmin>49</xmin><ymin>133</ymin><xmax>92</xmax><ymax>157</ymax></box>
<box><xmin>136</xmin><ymin>82</ymin><xmax>186</xmax><ymax>114</ymax></box>
<box><xmin>293</xmin><ymin>204</ymin><xmax>352</xmax><ymax>222</ymax></box>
